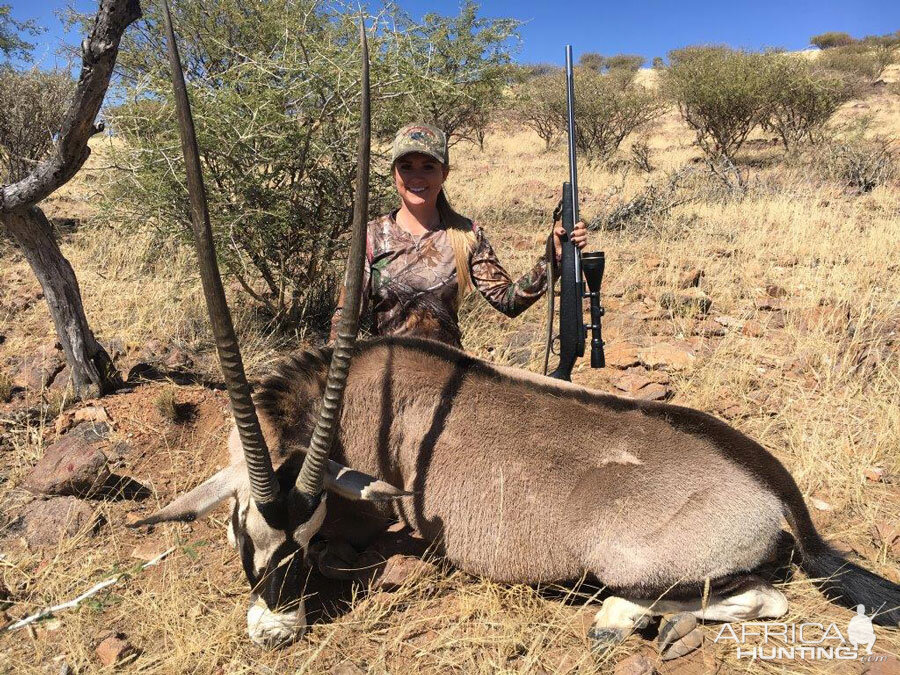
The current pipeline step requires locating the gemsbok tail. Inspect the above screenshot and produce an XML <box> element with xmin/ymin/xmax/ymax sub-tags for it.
<box><xmin>782</xmin><ymin>483</ymin><xmax>900</xmax><ymax>627</ymax></box>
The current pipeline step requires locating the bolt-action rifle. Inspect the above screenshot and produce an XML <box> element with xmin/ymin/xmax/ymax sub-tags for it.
<box><xmin>543</xmin><ymin>45</ymin><xmax>606</xmax><ymax>381</ymax></box>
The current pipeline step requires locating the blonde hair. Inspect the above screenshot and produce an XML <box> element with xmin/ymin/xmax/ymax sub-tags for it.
<box><xmin>436</xmin><ymin>189</ymin><xmax>477</xmax><ymax>306</ymax></box>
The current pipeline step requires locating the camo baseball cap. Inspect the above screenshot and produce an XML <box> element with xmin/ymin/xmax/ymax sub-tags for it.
<box><xmin>391</xmin><ymin>123</ymin><xmax>448</xmax><ymax>166</ymax></box>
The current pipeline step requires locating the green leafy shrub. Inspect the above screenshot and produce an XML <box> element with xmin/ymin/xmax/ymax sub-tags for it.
<box><xmin>0</xmin><ymin>3</ymin><xmax>40</xmax><ymax>63</ymax></box>
<box><xmin>604</xmin><ymin>54</ymin><xmax>645</xmax><ymax>73</ymax></box>
<box><xmin>383</xmin><ymin>0</ymin><xmax>520</xmax><ymax>145</ymax></box>
<box><xmin>576</xmin><ymin>52</ymin><xmax>644</xmax><ymax>88</ymax></box>
<box><xmin>762</xmin><ymin>55</ymin><xmax>855</xmax><ymax>149</ymax></box>
<box><xmin>570</xmin><ymin>68</ymin><xmax>663</xmax><ymax>162</ymax></box>
<box><xmin>664</xmin><ymin>46</ymin><xmax>769</xmax><ymax>161</ymax></box>
<box><xmin>511</xmin><ymin>72</ymin><xmax>564</xmax><ymax>149</ymax></box>
<box><xmin>817</xmin><ymin>43</ymin><xmax>897</xmax><ymax>83</ymax></box>
<box><xmin>810</xmin><ymin>32</ymin><xmax>855</xmax><ymax>50</ymax></box>
<box><xmin>578</xmin><ymin>52</ymin><xmax>604</xmax><ymax>72</ymax></box>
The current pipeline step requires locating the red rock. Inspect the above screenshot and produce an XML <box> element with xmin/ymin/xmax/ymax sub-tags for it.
<box><xmin>95</xmin><ymin>633</ymin><xmax>136</xmax><ymax>667</ymax></box>
<box><xmin>765</xmin><ymin>284</ymin><xmax>787</xmax><ymax>298</ymax></box>
<box><xmin>55</xmin><ymin>412</ymin><xmax>75</xmax><ymax>436</ymax></box>
<box><xmin>605</xmin><ymin>343</ymin><xmax>641</xmax><ymax>369</ymax></box>
<box><xmin>638</xmin><ymin>342</ymin><xmax>696</xmax><ymax>370</ymax></box>
<box><xmin>73</xmin><ymin>406</ymin><xmax>110</xmax><ymax>425</ymax></box>
<box><xmin>741</xmin><ymin>320</ymin><xmax>765</xmax><ymax>337</ymax></box>
<box><xmin>754</xmin><ymin>296</ymin><xmax>784</xmax><ymax>311</ymax></box>
<box><xmin>23</xmin><ymin>434</ymin><xmax>109</xmax><ymax>497</ymax></box>
<box><xmin>615</xmin><ymin>371</ymin><xmax>652</xmax><ymax>393</ymax></box>
<box><xmin>714</xmin><ymin>315</ymin><xmax>741</xmax><ymax>329</ymax></box>
<box><xmin>131</xmin><ymin>542</ymin><xmax>169</xmax><ymax>562</ymax></box>
<box><xmin>872</xmin><ymin>521</ymin><xmax>900</xmax><ymax>556</ymax></box>
<box><xmin>614</xmin><ymin>652</ymin><xmax>656</xmax><ymax>675</ymax></box>
<box><xmin>864</xmin><ymin>467</ymin><xmax>885</xmax><ymax>482</ymax></box>
<box><xmin>9</xmin><ymin>346</ymin><xmax>65</xmax><ymax>391</ymax></box>
<box><xmin>677</xmin><ymin>268</ymin><xmax>704</xmax><ymax>289</ymax></box>
<box><xmin>23</xmin><ymin>497</ymin><xmax>101</xmax><ymax>548</ymax></box>
<box><xmin>862</xmin><ymin>654</ymin><xmax>900</xmax><ymax>675</ymax></box>
<box><xmin>633</xmin><ymin>383</ymin><xmax>671</xmax><ymax>401</ymax></box>
<box><xmin>46</xmin><ymin>365</ymin><xmax>71</xmax><ymax>392</ymax></box>
<box><xmin>374</xmin><ymin>555</ymin><xmax>436</xmax><ymax>590</ymax></box>
<box><xmin>694</xmin><ymin>318</ymin><xmax>725</xmax><ymax>336</ymax></box>
<box><xmin>800</xmin><ymin>306</ymin><xmax>848</xmax><ymax>333</ymax></box>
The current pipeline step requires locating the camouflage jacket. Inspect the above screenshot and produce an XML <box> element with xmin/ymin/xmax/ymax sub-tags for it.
<box><xmin>330</xmin><ymin>211</ymin><xmax>555</xmax><ymax>349</ymax></box>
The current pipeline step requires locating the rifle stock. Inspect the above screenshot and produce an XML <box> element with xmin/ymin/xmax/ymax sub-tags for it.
<box><xmin>548</xmin><ymin>182</ymin><xmax>581</xmax><ymax>380</ymax></box>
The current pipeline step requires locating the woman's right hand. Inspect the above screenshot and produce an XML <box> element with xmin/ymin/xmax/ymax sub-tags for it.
<box><xmin>552</xmin><ymin>221</ymin><xmax>588</xmax><ymax>262</ymax></box>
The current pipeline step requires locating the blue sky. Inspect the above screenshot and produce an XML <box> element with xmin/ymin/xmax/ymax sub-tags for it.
<box><xmin>8</xmin><ymin>0</ymin><xmax>900</xmax><ymax>70</ymax></box>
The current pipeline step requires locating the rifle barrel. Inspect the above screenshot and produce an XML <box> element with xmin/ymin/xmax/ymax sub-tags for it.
<box><xmin>565</xmin><ymin>45</ymin><xmax>582</xmax><ymax>282</ymax></box>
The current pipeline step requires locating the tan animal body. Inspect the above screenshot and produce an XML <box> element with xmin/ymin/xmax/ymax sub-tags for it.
<box><xmin>143</xmin><ymin>336</ymin><xmax>900</xmax><ymax>647</ymax></box>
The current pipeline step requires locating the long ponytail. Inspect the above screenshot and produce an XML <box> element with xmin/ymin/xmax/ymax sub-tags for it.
<box><xmin>436</xmin><ymin>189</ymin><xmax>477</xmax><ymax>306</ymax></box>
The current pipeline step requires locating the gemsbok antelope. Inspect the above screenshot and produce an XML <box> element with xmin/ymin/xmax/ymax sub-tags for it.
<box><xmin>136</xmin><ymin>5</ymin><xmax>900</xmax><ymax>654</ymax></box>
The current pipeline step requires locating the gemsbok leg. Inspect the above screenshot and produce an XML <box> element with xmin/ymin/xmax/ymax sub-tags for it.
<box><xmin>591</xmin><ymin>575</ymin><xmax>788</xmax><ymax>658</ymax></box>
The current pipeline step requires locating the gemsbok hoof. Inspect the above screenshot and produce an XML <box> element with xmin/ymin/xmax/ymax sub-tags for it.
<box><xmin>657</xmin><ymin>613</ymin><xmax>702</xmax><ymax>661</ymax></box>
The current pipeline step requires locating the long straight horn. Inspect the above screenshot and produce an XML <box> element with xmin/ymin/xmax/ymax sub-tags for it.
<box><xmin>295</xmin><ymin>19</ymin><xmax>370</xmax><ymax>496</ymax></box>
<box><xmin>161</xmin><ymin>0</ymin><xmax>279</xmax><ymax>505</ymax></box>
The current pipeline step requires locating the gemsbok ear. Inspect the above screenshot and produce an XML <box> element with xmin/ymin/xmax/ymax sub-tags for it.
<box><xmin>324</xmin><ymin>459</ymin><xmax>411</xmax><ymax>502</ymax></box>
<box><xmin>129</xmin><ymin>465</ymin><xmax>241</xmax><ymax>527</ymax></box>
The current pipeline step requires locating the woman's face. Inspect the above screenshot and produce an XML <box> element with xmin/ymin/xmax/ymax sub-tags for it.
<box><xmin>393</xmin><ymin>152</ymin><xmax>450</xmax><ymax>210</ymax></box>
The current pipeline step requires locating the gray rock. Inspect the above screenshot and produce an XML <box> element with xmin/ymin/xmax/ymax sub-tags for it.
<box><xmin>24</xmin><ymin>434</ymin><xmax>110</xmax><ymax>497</ymax></box>
<box><xmin>69</xmin><ymin>421</ymin><xmax>111</xmax><ymax>443</ymax></box>
<box><xmin>23</xmin><ymin>497</ymin><xmax>101</xmax><ymax>548</ymax></box>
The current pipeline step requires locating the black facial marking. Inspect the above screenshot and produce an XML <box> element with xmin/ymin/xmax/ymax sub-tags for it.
<box><xmin>233</xmin><ymin>456</ymin><xmax>326</xmax><ymax>611</ymax></box>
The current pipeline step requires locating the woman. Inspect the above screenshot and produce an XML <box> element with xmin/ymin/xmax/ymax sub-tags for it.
<box><xmin>330</xmin><ymin>123</ymin><xmax>588</xmax><ymax>349</ymax></box>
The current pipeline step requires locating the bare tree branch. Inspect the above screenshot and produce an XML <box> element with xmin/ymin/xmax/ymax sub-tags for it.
<box><xmin>1</xmin><ymin>0</ymin><xmax>141</xmax><ymax>212</ymax></box>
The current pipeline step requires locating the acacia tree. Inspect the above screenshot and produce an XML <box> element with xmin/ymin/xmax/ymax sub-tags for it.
<box><xmin>511</xmin><ymin>70</ymin><xmax>564</xmax><ymax>150</ymax></box>
<box><xmin>103</xmin><ymin>0</ymin><xmax>405</xmax><ymax>325</ymax></box>
<box><xmin>763</xmin><ymin>55</ymin><xmax>855</xmax><ymax>150</ymax></box>
<box><xmin>0</xmin><ymin>0</ymin><xmax>140</xmax><ymax>398</ymax></box>
<box><xmin>569</xmin><ymin>67</ymin><xmax>663</xmax><ymax>162</ymax></box>
<box><xmin>0</xmin><ymin>4</ymin><xmax>39</xmax><ymax>62</ymax></box>
<box><xmin>0</xmin><ymin>69</ymin><xmax>73</xmax><ymax>179</ymax></box>
<box><xmin>664</xmin><ymin>46</ymin><xmax>769</xmax><ymax>161</ymax></box>
<box><xmin>384</xmin><ymin>0</ymin><xmax>520</xmax><ymax>144</ymax></box>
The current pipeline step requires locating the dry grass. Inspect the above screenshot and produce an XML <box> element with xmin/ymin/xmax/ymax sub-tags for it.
<box><xmin>0</xmin><ymin>70</ymin><xmax>898</xmax><ymax>673</ymax></box>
